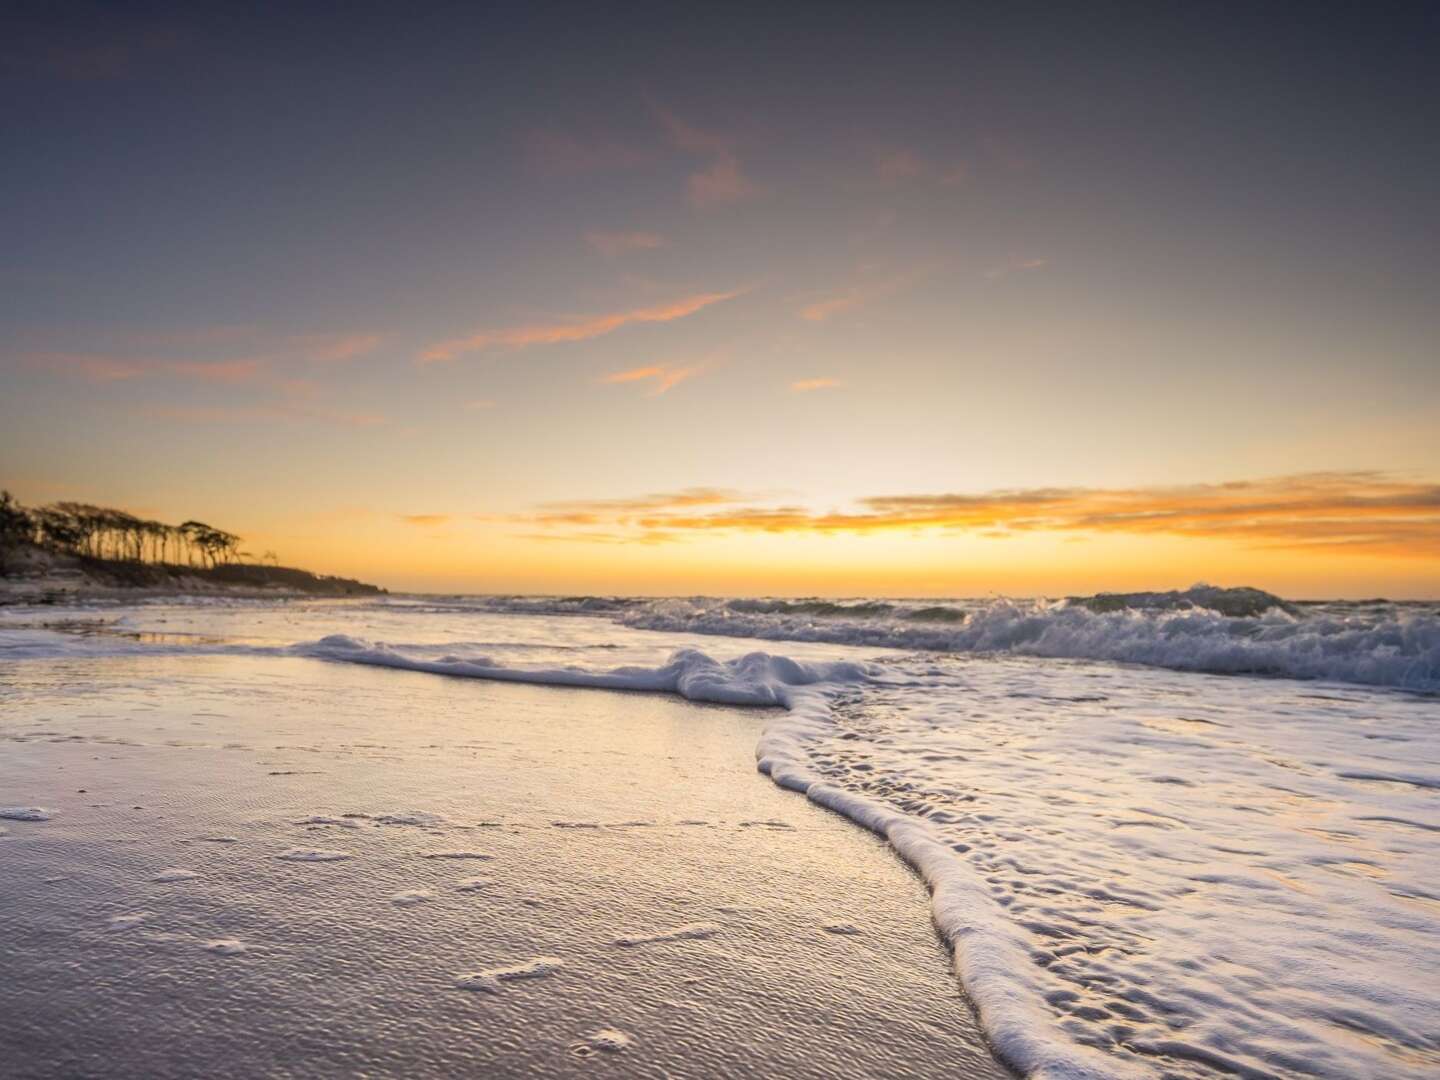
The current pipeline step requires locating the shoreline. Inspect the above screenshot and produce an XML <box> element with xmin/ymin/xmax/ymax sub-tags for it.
<box><xmin>0</xmin><ymin>651</ymin><xmax>1009</xmax><ymax>1079</ymax></box>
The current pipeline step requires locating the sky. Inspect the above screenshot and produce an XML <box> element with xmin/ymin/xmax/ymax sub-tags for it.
<box><xmin>2</xmin><ymin>2</ymin><xmax>1438</xmax><ymax>597</ymax></box>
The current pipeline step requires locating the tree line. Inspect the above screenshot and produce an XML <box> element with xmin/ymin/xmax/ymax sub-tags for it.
<box><xmin>0</xmin><ymin>491</ymin><xmax>272</xmax><ymax>569</ymax></box>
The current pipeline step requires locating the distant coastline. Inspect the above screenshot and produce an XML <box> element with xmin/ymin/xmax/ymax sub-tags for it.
<box><xmin>0</xmin><ymin>491</ymin><xmax>384</xmax><ymax>604</ymax></box>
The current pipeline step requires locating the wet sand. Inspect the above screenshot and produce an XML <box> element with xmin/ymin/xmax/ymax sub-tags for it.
<box><xmin>0</xmin><ymin>653</ymin><xmax>1008</xmax><ymax>1079</ymax></box>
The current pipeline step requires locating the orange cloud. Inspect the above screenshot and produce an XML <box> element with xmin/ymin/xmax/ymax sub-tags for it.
<box><xmin>791</xmin><ymin>378</ymin><xmax>842</xmax><ymax>392</ymax></box>
<box><xmin>420</xmin><ymin>290</ymin><xmax>740</xmax><ymax>363</ymax></box>
<box><xmin>798</xmin><ymin>266</ymin><xmax>929</xmax><ymax>322</ymax></box>
<box><xmin>799</xmin><ymin>294</ymin><xmax>865</xmax><ymax>322</ymax></box>
<box><xmin>285</xmin><ymin>332</ymin><xmax>382</xmax><ymax>363</ymax></box>
<box><xmin>400</xmin><ymin>514</ymin><xmax>449</xmax><ymax>526</ymax></box>
<box><xmin>540</xmin><ymin>488</ymin><xmax>747</xmax><ymax>514</ymax></box>
<box><xmin>514</xmin><ymin>473</ymin><xmax>1440</xmax><ymax>558</ymax></box>
<box><xmin>599</xmin><ymin>362</ymin><xmax>704</xmax><ymax>396</ymax></box>
<box><xmin>586</xmin><ymin>230</ymin><xmax>666</xmax><ymax>257</ymax></box>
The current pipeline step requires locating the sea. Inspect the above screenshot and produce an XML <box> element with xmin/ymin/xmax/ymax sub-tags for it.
<box><xmin>2</xmin><ymin>585</ymin><xmax>1437</xmax><ymax>1078</ymax></box>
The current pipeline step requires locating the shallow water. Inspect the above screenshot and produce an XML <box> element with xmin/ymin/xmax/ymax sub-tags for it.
<box><xmin>2</xmin><ymin>595</ymin><xmax>1437</xmax><ymax>1078</ymax></box>
<box><xmin>0</xmin><ymin>654</ymin><xmax>1004</xmax><ymax>1079</ymax></box>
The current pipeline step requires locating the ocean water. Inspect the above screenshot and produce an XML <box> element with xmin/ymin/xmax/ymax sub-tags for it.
<box><xmin>2</xmin><ymin>587</ymin><xmax>1437</xmax><ymax>1078</ymax></box>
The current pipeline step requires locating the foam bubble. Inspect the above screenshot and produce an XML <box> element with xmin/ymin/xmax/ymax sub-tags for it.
<box><xmin>454</xmin><ymin>956</ymin><xmax>564</xmax><ymax>993</ymax></box>
<box><xmin>613</xmin><ymin>923</ymin><xmax>722</xmax><ymax>947</ymax></box>
<box><xmin>292</xmin><ymin>816</ymin><xmax>360</xmax><ymax>829</ymax></box>
<box><xmin>202</xmin><ymin>938</ymin><xmax>247</xmax><ymax>955</ymax></box>
<box><xmin>570</xmin><ymin>1029</ymin><xmax>633</xmax><ymax>1057</ymax></box>
<box><xmin>0</xmin><ymin>807</ymin><xmax>52</xmax><ymax>821</ymax></box>
<box><xmin>391</xmin><ymin>889</ymin><xmax>434</xmax><ymax>906</ymax></box>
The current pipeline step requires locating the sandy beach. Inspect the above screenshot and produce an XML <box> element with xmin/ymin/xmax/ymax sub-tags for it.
<box><xmin>0</xmin><ymin>651</ymin><xmax>1008</xmax><ymax>1079</ymax></box>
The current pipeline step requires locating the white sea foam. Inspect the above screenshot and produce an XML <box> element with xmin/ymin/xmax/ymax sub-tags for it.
<box><xmin>612</xmin><ymin>922</ymin><xmax>722</xmax><ymax>947</ymax></box>
<box><xmin>0</xmin><ymin>807</ymin><xmax>53</xmax><ymax>821</ymax></box>
<box><xmin>454</xmin><ymin>956</ymin><xmax>564</xmax><ymax>993</ymax></box>
<box><xmin>273</xmin><ymin>634</ymin><xmax>1440</xmax><ymax>1078</ymax></box>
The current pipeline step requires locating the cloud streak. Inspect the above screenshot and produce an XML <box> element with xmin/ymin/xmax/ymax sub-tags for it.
<box><xmin>599</xmin><ymin>362</ymin><xmax>705</xmax><ymax>396</ymax></box>
<box><xmin>585</xmin><ymin>230</ymin><xmax>666</xmax><ymax>257</ymax></box>
<box><xmin>420</xmin><ymin>290</ymin><xmax>740</xmax><ymax>363</ymax></box>
<box><xmin>512</xmin><ymin>473</ymin><xmax>1440</xmax><ymax>558</ymax></box>
<box><xmin>791</xmin><ymin>378</ymin><xmax>842</xmax><ymax>392</ymax></box>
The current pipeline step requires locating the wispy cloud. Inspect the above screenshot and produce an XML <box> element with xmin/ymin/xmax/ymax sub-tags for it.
<box><xmin>419</xmin><ymin>290</ymin><xmax>740</xmax><ymax>363</ymax></box>
<box><xmin>399</xmin><ymin>514</ymin><xmax>449</xmax><ymax>526</ymax></box>
<box><xmin>599</xmin><ymin>362</ymin><xmax>705</xmax><ymax>396</ymax></box>
<box><xmin>24</xmin><ymin>352</ymin><xmax>266</xmax><ymax>384</ymax></box>
<box><xmin>539</xmin><ymin>488</ymin><xmax>747</xmax><ymax>514</ymax></box>
<box><xmin>19</xmin><ymin>330</ymin><xmax>380</xmax><ymax>384</ymax></box>
<box><xmin>510</xmin><ymin>473</ymin><xmax>1440</xmax><ymax>558</ymax></box>
<box><xmin>798</xmin><ymin>265</ymin><xmax>931</xmax><ymax>322</ymax></box>
<box><xmin>875</xmin><ymin>148</ymin><xmax>925</xmax><ymax>181</ymax></box>
<box><xmin>652</xmin><ymin>104</ymin><xmax>758</xmax><ymax>208</ymax></box>
<box><xmin>586</xmin><ymin>230</ymin><xmax>666</xmax><ymax>258</ymax></box>
<box><xmin>524</xmin><ymin>130</ymin><xmax>654</xmax><ymax>175</ymax></box>
<box><xmin>26</xmin><ymin>25</ymin><xmax>184</xmax><ymax>82</ymax></box>
<box><xmin>984</xmin><ymin>256</ymin><xmax>1051</xmax><ymax>280</ymax></box>
<box><xmin>791</xmin><ymin>377</ymin><xmax>842</xmax><ymax>392</ymax></box>
<box><xmin>872</xmin><ymin>147</ymin><xmax>967</xmax><ymax>187</ymax></box>
<box><xmin>140</xmin><ymin>403</ymin><xmax>388</xmax><ymax>427</ymax></box>
<box><xmin>286</xmin><ymin>332</ymin><xmax>383</xmax><ymax>363</ymax></box>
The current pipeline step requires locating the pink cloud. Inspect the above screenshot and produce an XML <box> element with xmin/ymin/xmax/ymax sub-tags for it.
<box><xmin>688</xmin><ymin>154</ymin><xmax>756</xmax><ymax>208</ymax></box>
<box><xmin>525</xmin><ymin>130</ymin><xmax>654</xmax><ymax>175</ymax></box>
<box><xmin>651</xmin><ymin>103</ymin><xmax>758</xmax><ymax>209</ymax></box>
<box><xmin>419</xmin><ymin>290</ymin><xmax>740</xmax><ymax>363</ymax></box>
<box><xmin>585</xmin><ymin>230</ymin><xmax>667</xmax><ymax>257</ymax></box>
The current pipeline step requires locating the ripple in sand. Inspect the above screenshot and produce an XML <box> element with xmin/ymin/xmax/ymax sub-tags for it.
<box><xmin>152</xmin><ymin>869</ymin><xmax>201</xmax><ymax>883</ymax></box>
<box><xmin>570</xmin><ymin>1028</ymin><xmax>634</xmax><ymax>1057</ymax></box>
<box><xmin>275</xmin><ymin>847</ymin><xmax>352</xmax><ymax>862</ymax></box>
<box><xmin>613</xmin><ymin>922</ymin><xmax>721</xmax><ymax>947</ymax></box>
<box><xmin>454</xmin><ymin>956</ymin><xmax>564</xmax><ymax>993</ymax></box>
<box><xmin>373</xmin><ymin>812</ymin><xmax>447</xmax><ymax>827</ymax></box>
<box><xmin>392</xmin><ymin>889</ymin><xmax>434</xmax><ymax>906</ymax></box>
<box><xmin>292</xmin><ymin>815</ymin><xmax>361</xmax><ymax>829</ymax></box>
<box><xmin>0</xmin><ymin>807</ymin><xmax>52</xmax><ymax>821</ymax></box>
<box><xmin>202</xmin><ymin>938</ymin><xmax>248</xmax><ymax>955</ymax></box>
<box><xmin>422</xmin><ymin>850</ymin><xmax>493</xmax><ymax>860</ymax></box>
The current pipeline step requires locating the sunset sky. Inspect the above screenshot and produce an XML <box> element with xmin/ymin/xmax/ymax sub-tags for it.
<box><xmin>3</xmin><ymin>4</ymin><xmax>1437</xmax><ymax>596</ymax></box>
